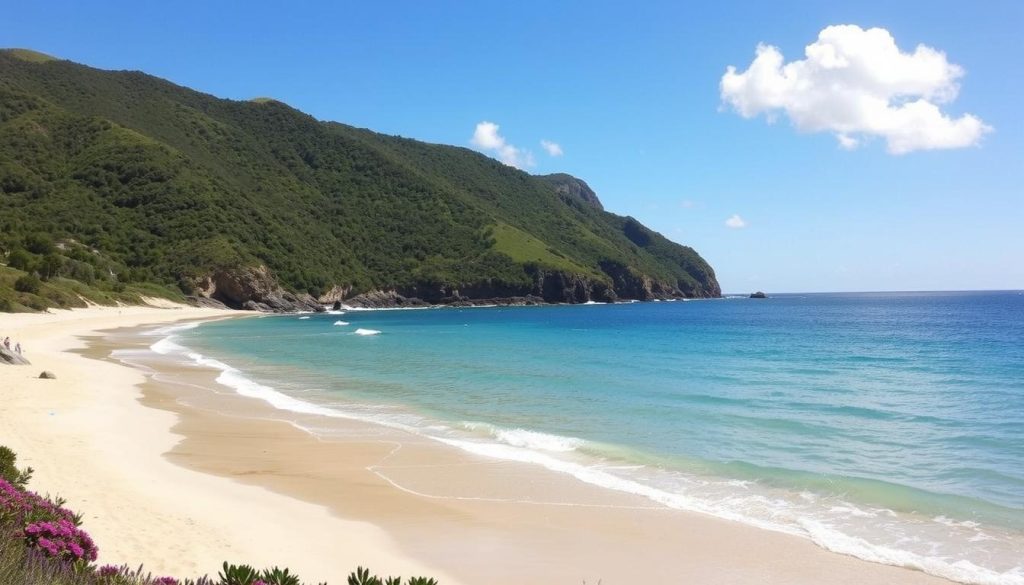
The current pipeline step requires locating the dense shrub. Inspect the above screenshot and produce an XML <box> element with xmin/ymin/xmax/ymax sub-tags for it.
<box><xmin>6</xmin><ymin>248</ymin><xmax>36</xmax><ymax>272</ymax></box>
<box><xmin>14</xmin><ymin>274</ymin><xmax>42</xmax><ymax>294</ymax></box>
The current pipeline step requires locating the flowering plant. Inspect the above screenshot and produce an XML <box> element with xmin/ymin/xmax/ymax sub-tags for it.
<box><xmin>0</xmin><ymin>477</ymin><xmax>79</xmax><ymax>526</ymax></box>
<box><xmin>23</xmin><ymin>518</ymin><xmax>98</xmax><ymax>562</ymax></box>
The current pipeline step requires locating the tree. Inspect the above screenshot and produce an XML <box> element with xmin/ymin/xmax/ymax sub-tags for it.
<box><xmin>6</xmin><ymin>248</ymin><xmax>35</xmax><ymax>271</ymax></box>
<box><xmin>40</xmin><ymin>253</ymin><xmax>64</xmax><ymax>281</ymax></box>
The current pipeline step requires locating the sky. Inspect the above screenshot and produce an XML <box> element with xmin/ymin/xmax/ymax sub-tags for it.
<box><xmin>3</xmin><ymin>0</ymin><xmax>1022</xmax><ymax>293</ymax></box>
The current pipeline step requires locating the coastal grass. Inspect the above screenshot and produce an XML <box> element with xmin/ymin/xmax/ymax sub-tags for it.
<box><xmin>0</xmin><ymin>265</ymin><xmax>185</xmax><ymax>313</ymax></box>
<box><xmin>0</xmin><ymin>446</ymin><xmax>441</xmax><ymax>585</ymax></box>
<box><xmin>489</xmin><ymin>223</ymin><xmax>597</xmax><ymax>277</ymax></box>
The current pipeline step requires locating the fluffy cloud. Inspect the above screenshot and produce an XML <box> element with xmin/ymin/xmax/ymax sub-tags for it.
<box><xmin>725</xmin><ymin>214</ymin><xmax>747</xmax><ymax>229</ymax></box>
<box><xmin>720</xmin><ymin>25</ymin><xmax>991</xmax><ymax>154</ymax></box>
<box><xmin>470</xmin><ymin>121</ymin><xmax>535</xmax><ymax>169</ymax></box>
<box><xmin>540</xmin><ymin>139</ymin><xmax>564</xmax><ymax>157</ymax></box>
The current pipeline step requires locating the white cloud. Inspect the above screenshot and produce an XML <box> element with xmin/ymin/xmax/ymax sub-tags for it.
<box><xmin>720</xmin><ymin>25</ymin><xmax>991</xmax><ymax>154</ymax></box>
<box><xmin>540</xmin><ymin>139</ymin><xmax>564</xmax><ymax>157</ymax></box>
<box><xmin>725</xmin><ymin>214</ymin><xmax>747</xmax><ymax>229</ymax></box>
<box><xmin>470</xmin><ymin>121</ymin><xmax>535</xmax><ymax>169</ymax></box>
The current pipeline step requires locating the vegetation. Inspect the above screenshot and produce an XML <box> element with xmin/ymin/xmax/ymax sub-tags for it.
<box><xmin>0</xmin><ymin>446</ymin><xmax>440</xmax><ymax>585</ymax></box>
<box><xmin>0</xmin><ymin>48</ymin><xmax>719</xmax><ymax>311</ymax></box>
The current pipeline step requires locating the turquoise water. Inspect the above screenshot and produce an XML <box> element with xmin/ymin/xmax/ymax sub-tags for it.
<box><xmin>161</xmin><ymin>292</ymin><xmax>1024</xmax><ymax>584</ymax></box>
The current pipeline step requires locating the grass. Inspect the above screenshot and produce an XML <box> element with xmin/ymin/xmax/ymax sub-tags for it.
<box><xmin>489</xmin><ymin>223</ymin><xmax>599</xmax><ymax>277</ymax></box>
<box><xmin>0</xmin><ymin>265</ymin><xmax>186</xmax><ymax>312</ymax></box>
<box><xmin>4</xmin><ymin>49</ymin><xmax>56</xmax><ymax>63</ymax></box>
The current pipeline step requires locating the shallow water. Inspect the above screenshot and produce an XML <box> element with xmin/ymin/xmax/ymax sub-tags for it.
<box><xmin>160</xmin><ymin>292</ymin><xmax>1024</xmax><ymax>584</ymax></box>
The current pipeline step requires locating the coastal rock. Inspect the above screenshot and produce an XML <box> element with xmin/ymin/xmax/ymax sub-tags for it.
<box><xmin>750</xmin><ymin>291</ymin><xmax>768</xmax><ymax>299</ymax></box>
<box><xmin>193</xmin><ymin>265</ymin><xmax>321</xmax><ymax>312</ymax></box>
<box><xmin>38</xmin><ymin>370</ymin><xmax>56</xmax><ymax>379</ymax></box>
<box><xmin>318</xmin><ymin>285</ymin><xmax>353</xmax><ymax>304</ymax></box>
<box><xmin>0</xmin><ymin>347</ymin><xmax>30</xmax><ymax>365</ymax></box>
<box><xmin>343</xmin><ymin>290</ymin><xmax>430</xmax><ymax>309</ymax></box>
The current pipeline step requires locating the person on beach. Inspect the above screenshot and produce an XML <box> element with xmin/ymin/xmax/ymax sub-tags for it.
<box><xmin>3</xmin><ymin>337</ymin><xmax>9</xmax><ymax>350</ymax></box>
<box><xmin>15</xmin><ymin>343</ymin><xmax>22</xmax><ymax>355</ymax></box>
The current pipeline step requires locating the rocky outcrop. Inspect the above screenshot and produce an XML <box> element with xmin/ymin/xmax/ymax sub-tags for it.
<box><xmin>598</xmin><ymin>261</ymin><xmax>678</xmax><ymax>301</ymax></box>
<box><xmin>193</xmin><ymin>265</ymin><xmax>323</xmax><ymax>312</ymax></box>
<box><xmin>38</xmin><ymin>370</ymin><xmax>56</xmax><ymax>379</ymax></box>
<box><xmin>540</xmin><ymin>174</ymin><xmax>604</xmax><ymax>211</ymax></box>
<box><xmin>318</xmin><ymin>285</ymin><xmax>353</xmax><ymax>304</ymax></box>
<box><xmin>343</xmin><ymin>290</ymin><xmax>430</xmax><ymax>309</ymax></box>
<box><xmin>750</xmin><ymin>291</ymin><xmax>767</xmax><ymax>299</ymax></box>
<box><xmin>0</xmin><ymin>347</ymin><xmax>30</xmax><ymax>365</ymax></box>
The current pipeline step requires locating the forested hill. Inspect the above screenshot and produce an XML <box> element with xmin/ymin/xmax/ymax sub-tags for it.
<box><xmin>0</xmin><ymin>48</ymin><xmax>720</xmax><ymax>311</ymax></box>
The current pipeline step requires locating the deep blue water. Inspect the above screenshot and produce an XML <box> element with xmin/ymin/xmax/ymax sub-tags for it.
<box><xmin>165</xmin><ymin>292</ymin><xmax>1024</xmax><ymax>584</ymax></box>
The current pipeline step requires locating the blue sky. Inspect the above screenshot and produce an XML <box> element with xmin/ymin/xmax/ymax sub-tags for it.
<box><xmin>3</xmin><ymin>0</ymin><xmax>1021</xmax><ymax>292</ymax></box>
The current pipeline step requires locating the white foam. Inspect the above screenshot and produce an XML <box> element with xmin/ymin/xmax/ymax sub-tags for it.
<box><xmin>934</xmin><ymin>515</ymin><xmax>981</xmax><ymax>529</ymax></box>
<box><xmin>465</xmin><ymin>424</ymin><xmax>585</xmax><ymax>452</ymax></box>
<box><xmin>298</xmin><ymin>316</ymin><xmax>311</xmax><ymax>320</ymax></box>
<box><xmin>150</xmin><ymin>337</ymin><xmax>186</xmax><ymax>355</ymax></box>
<box><xmin>333</xmin><ymin>320</ymin><xmax>350</xmax><ymax>326</ymax></box>
<box><xmin>799</xmin><ymin>519</ymin><xmax>1024</xmax><ymax>585</ymax></box>
<box><xmin>354</xmin><ymin>328</ymin><xmax>381</xmax><ymax>336</ymax></box>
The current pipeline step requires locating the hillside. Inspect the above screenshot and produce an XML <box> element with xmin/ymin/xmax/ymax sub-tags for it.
<box><xmin>0</xmin><ymin>49</ymin><xmax>720</xmax><ymax>311</ymax></box>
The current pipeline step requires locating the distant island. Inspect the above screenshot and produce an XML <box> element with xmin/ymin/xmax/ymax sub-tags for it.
<box><xmin>0</xmin><ymin>49</ymin><xmax>720</xmax><ymax>312</ymax></box>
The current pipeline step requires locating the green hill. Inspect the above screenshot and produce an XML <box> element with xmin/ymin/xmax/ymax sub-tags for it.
<box><xmin>0</xmin><ymin>48</ymin><xmax>719</xmax><ymax>311</ymax></box>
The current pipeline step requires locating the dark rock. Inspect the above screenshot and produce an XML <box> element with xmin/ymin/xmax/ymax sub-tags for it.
<box><xmin>343</xmin><ymin>290</ymin><xmax>430</xmax><ymax>309</ymax></box>
<box><xmin>0</xmin><ymin>347</ymin><xmax>30</xmax><ymax>366</ymax></box>
<box><xmin>38</xmin><ymin>370</ymin><xmax>56</xmax><ymax>379</ymax></box>
<box><xmin>750</xmin><ymin>291</ymin><xmax>768</xmax><ymax>299</ymax></box>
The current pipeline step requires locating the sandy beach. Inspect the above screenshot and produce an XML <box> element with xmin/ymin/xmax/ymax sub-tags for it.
<box><xmin>0</xmin><ymin>304</ymin><xmax>957</xmax><ymax>584</ymax></box>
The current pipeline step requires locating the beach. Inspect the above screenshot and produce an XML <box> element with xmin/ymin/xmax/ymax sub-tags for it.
<box><xmin>0</xmin><ymin>304</ymin><xmax>958</xmax><ymax>584</ymax></box>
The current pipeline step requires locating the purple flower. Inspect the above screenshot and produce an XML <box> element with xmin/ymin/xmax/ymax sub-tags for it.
<box><xmin>98</xmin><ymin>565</ymin><xmax>123</xmax><ymax>577</ymax></box>
<box><xmin>153</xmin><ymin>577</ymin><xmax>179</xmax><ymax>585</ymax></box>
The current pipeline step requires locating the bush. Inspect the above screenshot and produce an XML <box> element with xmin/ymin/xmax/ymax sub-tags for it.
<box><xmin>0</xmin><ymin>446</ymin><xmax>33</xmax><ymax>487</ymax></box>
<box><xmin>6</xmin><ymin>248</ymin><xmax>36</xmax><ymax>271</ymax></box>
<box><xmin>14</xmin><ymin>274</ymin><xmax>42</xmax><ymax>294</ymax></box>
<box><xmin>24</xmin><ymin>233</ymin><xmax>55</xmax><ymax>256</ymax></box>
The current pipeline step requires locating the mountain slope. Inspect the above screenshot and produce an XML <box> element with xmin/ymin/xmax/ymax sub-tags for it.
<box><xmin>0</xmin><ymin>49</ymin><xmax>720</xmax><ymax>310</ymax></box>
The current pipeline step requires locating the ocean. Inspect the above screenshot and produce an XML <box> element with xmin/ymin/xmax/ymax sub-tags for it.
<box><xmin>151</xmin><ymin>292</ymin><xmax>1024</xmax><ymax>585</ymax></box>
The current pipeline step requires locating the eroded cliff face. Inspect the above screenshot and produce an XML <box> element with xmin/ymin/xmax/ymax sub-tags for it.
<box><xmin>193</xmin><ymin>266</ymin><xmax>321</xmax><ymax>312</ymax></box>
<box><xmin>193</xmin><ymin>260</ymin><xmax>719</xmax><ymax>312</ymax></box>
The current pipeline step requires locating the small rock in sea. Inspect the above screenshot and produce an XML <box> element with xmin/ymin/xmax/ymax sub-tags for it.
<box><xmin>39</xmin><ymin>371</ymin><xmax>57</xmax><ymax>379</ymax></box>
<box><xmin>750</xmin><ymin>291</ymin><xmax>768</xmax><ymax>299</ymax></box>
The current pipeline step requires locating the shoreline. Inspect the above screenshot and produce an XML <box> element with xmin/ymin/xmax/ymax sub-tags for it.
<box><xmin>1</xmin><ymin>305</ymin><xmax>955</xmax><ymax>584</ymax></box>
